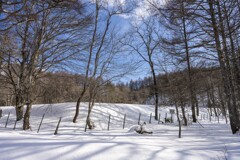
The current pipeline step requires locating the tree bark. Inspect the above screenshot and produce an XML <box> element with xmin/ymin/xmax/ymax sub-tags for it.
<box><xmin>215</xmin><ymin>0</ymin><xmax>240</xmax><ymax>133</ymax></box>
<box><xmin>181</xmin><ymin>1</ymin><xmax>197</xmax><ymax>122</ymax></box>
<box><xmin>23</xmin><ymin>102</ymin><xmax>32</xmax><ymax>130</ymax></box>
<box><xmin>175</xmin><ymin>102</ymin><xmax>181</xmax><ymax>138</ymax></box>
<box><xmin>180</xmin><ymin>102</ymin><xmax>187</xmax><ymax>126</ymax></box>
<box><xmin>15</xmin><ymin>93</ymin><xmax>24</xmax><ymax>121</ymax></box>
<box><xmin>208</xmin><ymin>0</ymin><xmax>240</xmax><ymax>134</ymax></box>
<box><xmin>150</xmin><ymin>63</ymin><xmax>159</xmax><ymax>120</ymax></box>
<box><xmin>222</xmin><ymin>1</ymin><xmax>240</xmax><ymax>105</ymax></box>
<box><xmin>73</xmin><ymin>88</ymin><xmax>86</xmax><ymax>123</ymax></box>
<box><xmin>73</xmin><ymin>1</ymin><xmax>99</xmax><ymax>123</ymax></box>
<box><xmin>85</xmin><ymin>90</ymin><xmax>96</xmax><ymax>130</ymax></box>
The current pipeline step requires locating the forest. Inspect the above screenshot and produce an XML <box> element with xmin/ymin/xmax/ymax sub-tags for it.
<box><xmin>0</xmin><ymin>0</ymin><xmax>240</xmax><ymax>135</ymax></box>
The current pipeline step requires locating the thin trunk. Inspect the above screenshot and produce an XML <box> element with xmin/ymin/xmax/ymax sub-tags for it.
<box><xmin>217</xmin><ymin>85</ymin><xmax>227</xmax><ymax>123</ymax></box>
<box><xmin>73</xmin><ymin>88</ymin><xmax>86</xmax><ymax>123</ymax></box>
<box><xmin>150</xmin><ymin>63</ymin><xmax>158</xmax><ymax>120</ymax></box>
<box><xmin>180</xmin><ymin>102</ymin><xmax>187</xmax><ymax>126</ymax></box>
<box><xmin>210</xmin><ymin>83</ymin><xmax>217</xmax><ymax>116</ymax></box>
<box><xmin>181</xmin><ymin>1</ymin><xmax>197</xmax><ymax>122</ymax></box>
<box><xmin>73</xmin><ymin>1</ymin><xmax>101</xmax><ymax>123</ymax></box>
<box><xmin>73</xmin><ymin>2</ymin><xmax>99</xmax><ymax>123</ymax></box>
<box><xmin>166</xmin><ymin>71</ymin><xmax>182</xmax><ymax>137</ymax></box>
<box><xmin>209</xmin><ymin>107</ymin><xmax>213</xmax><ymax>117</ymax></box>
<box><xmin>195</xmin><ymin>95</ymin><xmax>199</xmax><ymax>116</ymax></box>
<box><xmin>211</xmin><ymin>92</ymin><xmax>218</xmax><ymax>116</ymax></box>
<box><xmin>207</xmin><ymin>90</ymin><xmax>213</xmax><ymax>116</ymax></box>
<box><xmin>23</xmin><ymin>102</ymin><xmax>32</xmax><ymax>130</ymax></box>
<box><xmin>86</xmin><ymin>90</ymin><xmax>96</xmax><ymax>130</ymax></box>
<box><xmin>175</xmin><ymin>102</ymin><xmax>181</xmax><ymax>138</ymax></box>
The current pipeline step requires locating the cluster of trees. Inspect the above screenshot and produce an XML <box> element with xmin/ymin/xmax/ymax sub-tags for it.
<box><xmin>0</xmin><ymin>71</ymin><xmax>133</xmax><ymax>105</ymax></box>
<box><xmin>128</xmin><ymin>67</ymin><xmax>225</xmax><ymax>118</ymax></box>
<box><xmin>0</xmin><ymin>0</ymin><xmax>240</xmax><ymax>134</ymax></box>
<box><xmin>0</xmin><ymin>0</ymin><xmax>135</xmax><ymax>130</ymax></box>
<box><xmin>148</xmin><ymin>0</ymin><xmax>240</xmax><ymax>134</ymax></box>
<box><xmin>121</xmin><ymin>0</ymin><xmax>240</xmax><ymax>134</ymax></box>
<box><xmin>0</xmin><ymin>0</ymin><xmax>95</xmax><ymax>129</ymax></box>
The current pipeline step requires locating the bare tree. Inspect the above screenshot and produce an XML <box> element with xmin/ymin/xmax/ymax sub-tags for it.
<box><xmin>0</xmin><ymin>0</ymin><xmax>90</xmax><ymax>129</ymax></box>
<box><xmin>122</xmin><ymin>17</ymin><xmax>161</xmax><ymax>120</ymax></box>
<box><xmin>149</xmin><ymin>0</ymin><xmax>240</xmax><ymax>133</ymax></box>
<box><xmin>149</xmin><ymin>0</ymin><xmax>204</xmax><ymax>122</ymax></box>
<box><xmin>73</xmin><ymin>0</ymin><xmax>134</xmax><ymax>126</ymax></box>
<box><xmin>0</xmin><ymin>0</ymin><xmax>26</xmax><ymax>31</ymax></box>
<box><xmin>158</xmin><ymin>51</ymin><xmax>185</xmax><ymax>137</ymax></box>
<box><xmin>190</xmin><ymin>0</ymin><xmax>240</xmax><ymax>133</ymax></box>
<box><xmin>205</xmin><ymin>0</ymin><xmax>240</xmax><ymax>133</ymax></box>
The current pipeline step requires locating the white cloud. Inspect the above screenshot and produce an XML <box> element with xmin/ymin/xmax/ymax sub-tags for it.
<box><xmin>134</xmin><ymin>1</ymin><xmax>150</xmax><ymax>18</ymax></box>
<box><xmin>105</xmin><ymin>0</ymin><xmax>126</xmax><ymax>6</ymax></box>
<box><xmin>127</xmin><ymin>0</ymin><xmax>167</xmax><ymax>22</ymax></box>
<box><xmin>88</xmin><ymin>0</ymin><xmax>126</xmax><ymax>7</ymax></box>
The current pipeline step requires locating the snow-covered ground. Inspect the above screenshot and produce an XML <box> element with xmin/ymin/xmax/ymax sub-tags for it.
<box><xmin>0</xmin><ymin>103</ymin><xmax>239</xmax><ymax>160</ymax></box>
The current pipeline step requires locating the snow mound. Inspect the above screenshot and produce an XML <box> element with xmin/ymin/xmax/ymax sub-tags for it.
<box><xmin>127</xmin><ymin>125</ymin><xmax>139</xmax><ymax>133</ymax></box>
<box><xmin>127</xmin><ymin>123</ymin><xmax>153</xmax><ymax>134</ymax></box>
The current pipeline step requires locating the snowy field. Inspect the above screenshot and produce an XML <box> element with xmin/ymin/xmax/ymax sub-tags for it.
<box><xmin>0</xmin><ymin>103</ymin><xmax>239</xmax><ymax>160</ymax></box>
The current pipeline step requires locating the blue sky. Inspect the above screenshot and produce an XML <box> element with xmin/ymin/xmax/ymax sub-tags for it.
<box><xmin>106</xmin><ymin>1</ymin><xmax>162</xmax><ymax>83</ymax></box>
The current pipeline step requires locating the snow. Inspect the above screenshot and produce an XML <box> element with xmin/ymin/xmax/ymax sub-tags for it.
<box><xmin>0</xmin><ymin>103</ymin><xmax>239</xmax><ymax>160</ymax></box>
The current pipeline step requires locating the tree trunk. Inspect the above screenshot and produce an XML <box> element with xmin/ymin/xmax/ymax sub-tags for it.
<box><xmin>181</xmin><ymin>1</ymin><xmax>197</xmax><ymax>122</ymax></box>
<box><xmin>15</xmin><ymin>94</ymin><xmax>24</xmax><ymax>121</ymax></box>
<box><xmin>73</xmin><ymin>82</ymin><xmax>88</xmax><ymax>123</ymax></box>
<box><xmin>16</xmin><ymin>105</ymin><xmax>24</xmax><ymax>121</ymax></box>
<box><xmin>208</xmin><ymin>0</ymin><xmax>240</xmax><ymax>134</ymax></box>
<box><xmin>151</xmin><ymin>64</ymin><xmax>159</xmax><ymax>120</ymax></box>
<box><xmin>86</xmin><ymin>104</ymin><xmax>93</xmax><ymax>129</ymax></box>
<box><xmin>180</xmin><ymin>103</ymin><xmax>187</xmax><ymax>126</ymax></box>
<box><xmin>175</xmin><ymin>103</ymin><xmax>181</xmax><ymax>138</ymax></box>
<box><xmin>217</xmin><ymin>85</ymin><xmax>228</xmax><ymax>124</ymax></box>
<box><xmin>195</xmin><ymin>94</ymin><xmax>199</xmax><ymax>116</ymax></box>
<box><xmin>73</xmin><ymin>89</ymin><xmax>86</xmax><ymax>123</ymax></box>
<box><xmin>72</xmin><ymin>2</ymin><xmax>98</xmax><ymax>123</ymax></box>
<box><xmin>223</xmin><ymin>1</ymin><xmax>240</xmax><ymax>104</ymax></box>
<box><xmin>23</xmin><ymin>103</ymin><xmax>32</xmax><ymax>130</ymax></box>
<box><xmin>85</xmin><ymin>91</ymin><xmax>95</xmax><ymax>131</ymax></box>
<box><xmin>215</xmin><ymin>0</ymin><xmax>240</xmax><ymax>133</ymax></box>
